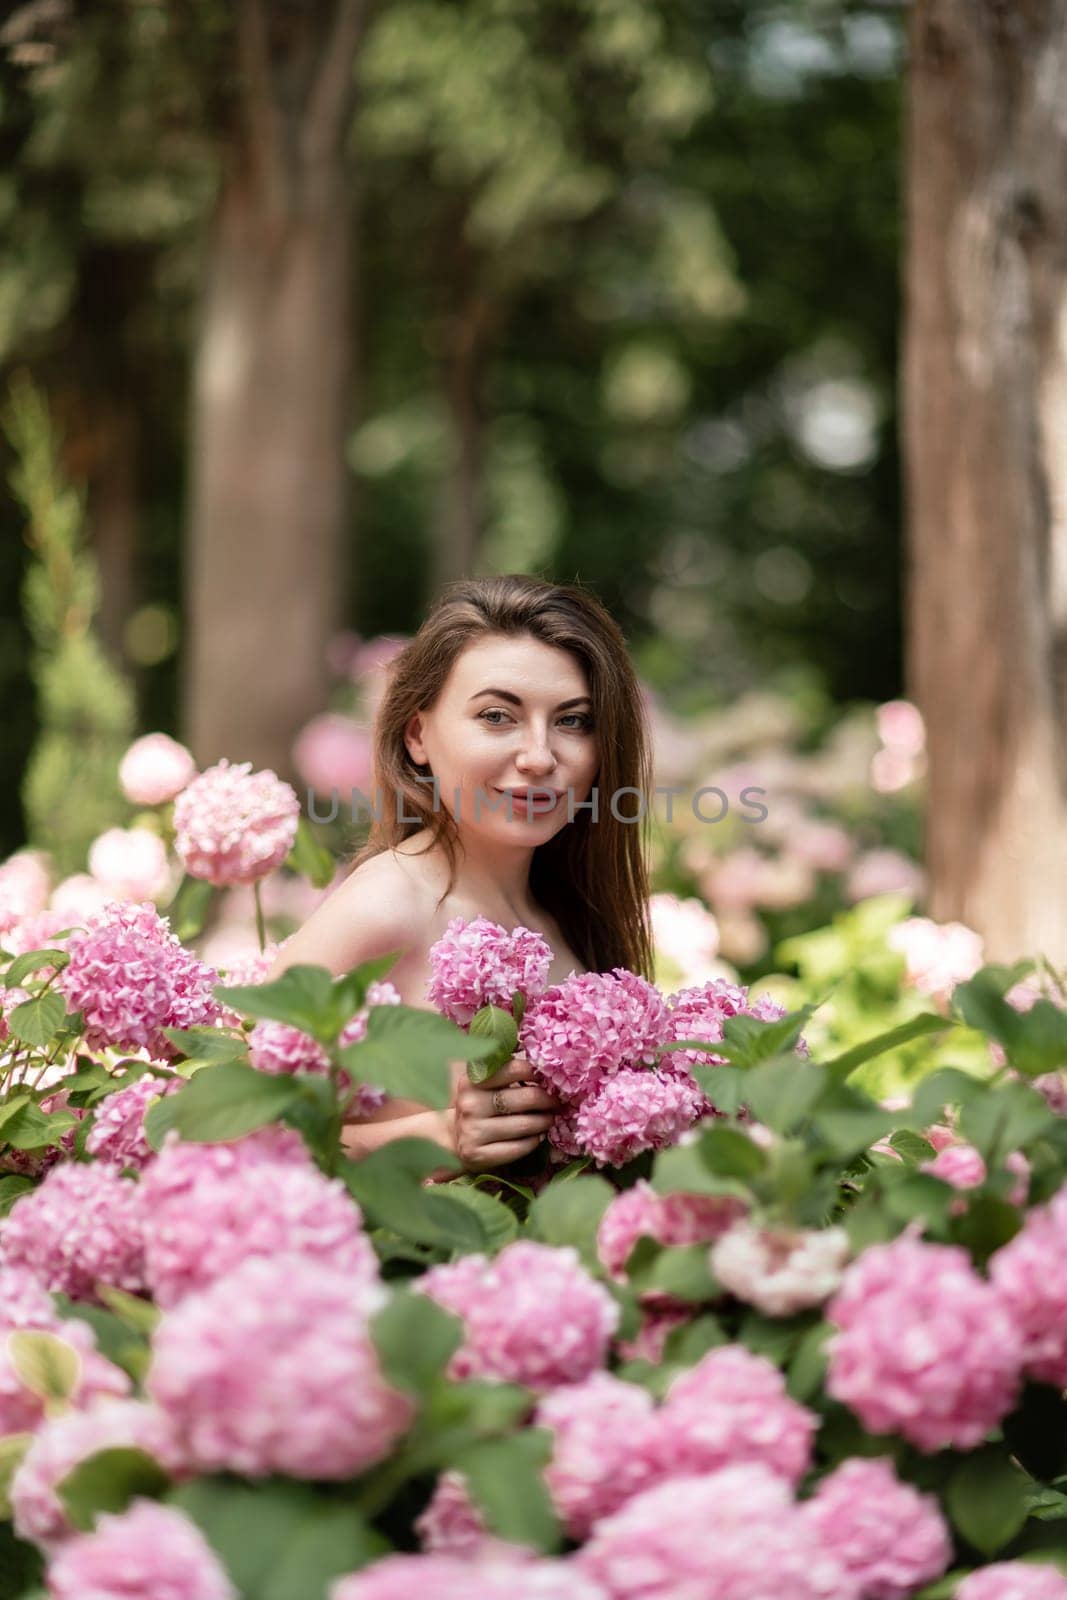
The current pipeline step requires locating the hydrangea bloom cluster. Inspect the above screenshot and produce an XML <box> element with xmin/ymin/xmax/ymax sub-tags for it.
<box><xmin>596</xmin><ymin>1180</ymin><xmax>744</xmax><ymax>1282</ymax></box>
<box><xmin>173</xmin><ymin>759</ymin><xmax>300</xmax><ymax>886</ymax></box>
<box><xmin>88</xmin><ymin>827</ymin><xmax>171</xmax><ymax>902</ymax></box>
<box><xmin>140</xmin><ymin>1131</ymin><xmax>379</xmax><ymax>1308</ymax></box>
<box><xmin>119</xmin><ymin>733</ymin><xmax>198</xmax><ymax>807</ymax></box>
<box><xmin>85</xmin><ymin>1075</ymin><xmax>181</xmax><ymax>1170</ymax></box>
<box><xmin>535</xmin><ymin>1372</ymin><xmax>662</xmax><ymax>1539</ymax></box>
<box><xmin>800</xmin><ymin>1457</ymin><xmax>952</xmax><ymax>1599</ymax></box>
<box><xmin>147</xmin><ymin>1253</ymin><xmax>409</xmax><ymax>1478</ymax></box>
<box><xmin>427</xmin><ymin>916</ymin><xmax>553</xmax><ymax>1025</ymax></box>
<box><xmin>0</xmin><ymin>1267</ymin><xmax>129</xmax><ymax>1435</ymax></box>
<box><xmin>922</xmin><ymin>1142</ymin><xmax>987</xmax><ymax>1189</ymax></box>
<box><xmin>658</xmin><ymin>1345</ymin><xmax>817</xmax><ymax>1485</ymax></box>
<box><xmin>886</xmin><ymin>915</ymin><xmax>984</xmax><ymax>1006</ymax></box>
<box><xmin>989</xmin><ymin>1186</ymin><xmax>1067</xmax><ymax>1386</ymax></box>
<box><xmin>568</xmin><ymin>1067</ymin><xmax>706</xmax><ymax>1168</ymax></box>
<box><xmin>11</xmin><ymin>1399</ymin><xmax>178</xmax><ymax>1550</ymax></box>
<box><xmin>0</xmin><ymin>849</ymin><xmax>50</xmax><ymax>936</ymax></box>
<box><xmin>519</xmin><ymin>970</ymin><xmax>671</xmax><ymax>1103</ymax></box>
<box><xmin>47</xmin><ymin>1499</ymin><xmax>235</xmax><ymax>1600</ymax></box>
<box><xmin>0</xmin><ymin>1160</ymin><xmax>144</xmax><ymax>1302</ymax></box>
<box><xmin>711</xmin><ymin>1222</ymin><xmax>850</xmax><ymax>1317</ymax></box>
<box><xmin>332</xmin><ymin>1553</ymin><xmax>605</xmax><ymax>1600</ymax></box>
<box><xmin>417</xmin><ymin>1240</ymin><xmax>618</xmax><ymax>1391</ymax></box>
<box><xmin>955</xmin><ymin>1565</ymin><xmax>1067</xmax><ymax>1600</ymax></box>
<box><xmin>826</xmin><ymin>1233</ymin><xmax>1022</xmax><ymax>1450</ymax></box>
<box><xmin>577</xmin><ymin>1465</ymin><xmax>855</xmax><ymax>1600</ymax></box>
<box><xmin>55</xmin><ymin>901</ymin><xmax>223</xmax><ymax>1057</ymax></box>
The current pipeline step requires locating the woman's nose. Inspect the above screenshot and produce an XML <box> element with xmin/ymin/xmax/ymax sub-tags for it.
<box><xmin>516</xmin><ymin>730</ymin><xmax>558</xmax><ymax>772</ymax></box>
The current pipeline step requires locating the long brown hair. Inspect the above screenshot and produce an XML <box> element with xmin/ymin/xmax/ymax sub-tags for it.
<box><xmin>348</xmin><ymin>574</ymin><xmax>654</xmax><ymax>978</ymax></box>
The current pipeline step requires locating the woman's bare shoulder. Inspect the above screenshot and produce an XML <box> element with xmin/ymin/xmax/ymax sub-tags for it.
<box><xmin>268</xmin><ymin>848</ymin><xmax>435</xmax><ymax>981</ymax></box>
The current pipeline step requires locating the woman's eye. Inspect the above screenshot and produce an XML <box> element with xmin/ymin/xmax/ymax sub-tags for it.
<box><xmin>478</xmin><ymin>709</ymin><xmax>593</xmax><ymax>731</ymax></box>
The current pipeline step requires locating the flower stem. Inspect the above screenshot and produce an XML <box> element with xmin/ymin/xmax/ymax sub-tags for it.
<box><xmin>253</xmin><ymin>881</ymin><xmax>266</xmax><ymax>953</ymax></box>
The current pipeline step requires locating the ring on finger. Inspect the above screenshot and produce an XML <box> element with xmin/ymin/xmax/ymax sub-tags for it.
<box><xmin>492</xmin><ymin>1088</ymin><xmax>508</xmax><ymax>1116</ymax></box>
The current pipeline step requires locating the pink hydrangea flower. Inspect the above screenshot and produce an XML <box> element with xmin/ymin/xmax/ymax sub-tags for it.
<box><xmin>85</xmin><ymin>1075</ymin><xmax>181</xmax><ymax>1170</ymax></box>
<box><xmin>140</xmin><ymin>1131</ymin><xmax>379</xmax><ymax>1308</ymax></box>
<box><xmin>48</xmin><ymin>1498</ymin><xmax>235</xmax><ymax>1600</ymax></box>
<box><xmin>332</xmin><ymin>1554</ymin><xmax>605</xmax><ymax>1600</ymax></box>
<box><xmin>657</xmin><ymin>1345</ymin><xmax>817</xmax><ymax>1485</ymax></box>
<box><xmin>293</xmin><ymin>713</ymin><xmax>373</xmax><ymax>797</ymax></box>
<box><xmin>48</xmin><ymin>874</ymin><xmax>113</xmax><ymax>924</ymax></box>
<box><xmin>826</xmin><ymin>1234</ymin><xmax>1022</xmax><ymax>1450</ymax></box>
<box><xmin>119</xmin><ymin>734</ymin><xmax>198</xmax><ymax>807</ymax></box>
<box><xmin>88</xmin><ymin>828</ymin><xmax>171</xmax><ymax>902</ymax></box>
<box><xmin>56</xmin><ymin>901</ymin><xmax>223</xmax><ymax>1057</ymax></box>
<box><xmin>578</xmin><ymin>1465</ymin><xmax>855</xmax><ymax>1600</ymax></box>
<box><xmin>0</xmin><ymin>1269</ymin><xmax>130</xmax><ymax>1435</ymax></box>
<box><xmin>417</xmin><ymin>1241</ymin><xmax>618</xmax><ymax>1391</ymax></box>
<box><xmin>414</xmin><ymin>1472</ymin><xmax>532</xmax><ymax>1562</ymax></box>
<box><xmin>989</xmin><ymin>1186</ymin><xmax>1067</xmax><ymax>1386</ymax></box>
<box><xmin>535</xmin><ymin>1372</ymin><xmax>662</xmax><ymax>1539</ymax></box>
<box><xmin>0</xmin><ymin>1161</ymin><xmax>144</xmax><ymax>1303</ymax></box>
<box><xmin>0</xmin><ymin>850</ymin><xmax>51</xmax><ymax>936</ymax></box>
<box><xmin>597</xmin><ymin>1180</ymin><xmax>744</xmax><ymax>1281</ymax></box>
<box><xmin>520</xmin><ymin>971</ymin><xmax>671</xmax><ymax>1103</ymax></box>
<box><xmin>886</xmin><ymin>916</ymin><xmax>984</xmax><ymax>1005</ymax></box>
<box><xmin>571</xmin><ymin>1068</ymin><xmax>704</xmax><ymax>1167</ymax></box>
<box><xmin>801</xmin><ymin>1456</ymin><xmax>952</xmax><ymax>1599</ymax></box>
<box><xmin>147</xmin><ymin>1253</ymin><xmax>409</xmax><ymax>1479</ymax></box>
<box><xmin>711</xmin><ymin>1222</ymin><xmax>850</xmax><ymax>1317</ymax></box>
<box><xmin>11</xmin><ymin>1399</ymin><xmax>179</xmax><ymax>1551</ymax></box>
<box><xmin>427</xmin><ymin>916</ymin><xmax>553</xmax><ymax>1026</ymax></box>
<box><xmin>844</xmin><ymin>849</ymin><xmax>925</xmax><ymax>905</ymax></box>
<box><xmin>955</xmin><ymin>1565</ymin><xmax>1067</xmax><ymax>1600</ymax></box>
<box><xmin>173</xmin><ymin>759</ymin><xmax>300</xmax><ymax>887</ymax></box>
<box><xmin>922</xmin><ymin>1143</ymin><xmax>987</xmax><ymax>1189</ymax></box>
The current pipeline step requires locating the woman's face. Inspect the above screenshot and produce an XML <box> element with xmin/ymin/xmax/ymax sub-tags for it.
<box><xmin>403</xmin><ymin>633</ymin><xmax>600</xmax><ymax>840</ymax></box>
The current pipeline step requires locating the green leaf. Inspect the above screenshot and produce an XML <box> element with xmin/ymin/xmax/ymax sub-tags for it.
<box><xmin>947</xmin><ymin>1447</ymin><xmax>1031</xmax><ymax>1555</ymax></box>
<box><xmin>713</xmin><ymin>1003</ymin><xmax>820</xmax><ymax>1068</ymax></box>
<box><xmin>144</xmin><ymin>1062</ymin><xmax>302</xmax><ymax>1148</ymax></box>
<box><xmin>786</xmin><ymin>1321</ymin><xmax>832</xmax><ymax>1401</ymax></box>
<box><xmin>1003</xmin><ymin>1382</ymin><xmax>1067</xmax><ymax>1483</ymax></box>
<box><xmin>693</xmin><ymin>1124</ymin><xmax>768</xmax><ymax>1180</ymax></box>
<box><xmin>0</xmin><ymin>1432</ymin><xmax>32</xmax><ymax>1518</ymax></box>
<box><xmin>0</xmin><ymin>1101</ymin><xmax>77</xmax><ymax>1151</ymax></box>
<box><xmin>161</xmin><ymin>1027</ymin><xmax>248</xmax><ymax>1066</ymax></box>
<box><xmin>888</xmin><ymin>1129</ymin><xmax>937</xmax><ymax>1164</ymax></box>
<box><xmin>173</xmin><ymin>1478</ymin><xmax>387</xmax><ymax>1600</ymax></box>
<box><xmin>455</xmin><ymin>1431</ymin><xmax>561</xmax><ymax>1553</ymax></box>
<box><xmin>651</xmin><ymin>1141</ymin><xmax>753</xmax><ymax>1202</ymax></box>
<box><xmin>959</xmin><ymin>1082</ymin><xmax>1055</xmax><ymax>1160</ymax></box>
<box><xmin>0</xmin><ymin>1174</ymin><xmax>35</xmax><ymax>1216</ymax></box>
<box><xmin>95</xmin><ymin>1286</ymin><xmax>160</xmax><ymax>1336</ymax></box>
<box><xmin>0</xmin><ymin>1503</ymin><xmax>44</xmax><ymax>1593</ymax></box>
<box><xmin>340</xmin><ymin>1005</ymin><xmax>497</xmax><ymax>1110</ymax></box>
<box><xmin>339</xmin><ymin>1142</ymin><xmax>486</xmax><ymax>1253</ymax></box>
<box><xmin>7</xmin><ymin>990</ymin><xmax>66</xmax><ymax>1048</ymax></box>
<box><xmin>2</xmin><ymin>949</ymin><xmax>69</xmax><ymax>987</ymax></box>
<box><xmin>911</xmin><ymin>1068</ymin><xmax>989</xmax><ymax>1130</ymax></box>
<box><xmin>285</xmin><ymin>816</ymin><xmax>337</xmax><ymax>890</ymax></box>
<box><xmin>528</xmin><ymin>1173</ymin><xmax>614</xmax><ymax>1268</ymax></box>
<box><xmin>6</xmin><ymin>1330</ymin><xmax>81</xmax><ymax>1402</ymax></box>
<box><xmin>370</xmin><ymin>1291</ymin><xmax>462</xmax><ymax>1395</ymax></box>
<box><xmin>813</xmin><ymin>1088</ymin><xmax>897</xmax><ymax>1160</ymax></box>
<box><xmin>51</xmin><ymin>1298</ymin><xmax>150</xmax><ymax>1385</ymax></box>
<box><xmin>661</xmin><ymin>1314</ymin><xmax>727</xmax><ymax>1365</ymax></box>
<box><xmin>737</xmin><ymin>1310</ymin><xmax>803</xmax><ymax>1367</ymax></box>
<box><xmin>213</xmin><ymin>965</ymin><xmax>340</xmax><ymax>1042</ymax></box>
<box><xmin>950</xmin><ymin>1194</ymin><xmax>1022</xmax><ymax>1265</ymax></box>
<box><xmin>57</xmin><ymin>1447</ymin><xmax>170</xmax><ymax>1532</ymax></box>
<box><xmin>690</xmin><ymin>1063</ymin><xmax>747</xmax><ymax>1115</ymax></box>
<box><xmin>824</xmin><ymin>1013</ymin><xmax>953</xmax><ymax>1083</ymax></box>
<box><xmin>745</xmin><ymin>1057</ymin><xmax>827</xmax><ymax>1133</ymax></box>
<box><xmin>466</xmin><ymin>1004</ymin><xmax>519</xmax><ymax>1084</ymax></box>
<box><xmin>442</xmin><ymin>1181</ymin><xmax>520</xmax><ymax>1248</ymax></box>
<box><xmin>628</xmin><ymin>1242</ymin><xmax>718</xmax><ymax>1302</ymax></box>
<box><xmin>166</xmin><ymin>875</ymin><xmax>216</xmax><ymax>943</ymax></box>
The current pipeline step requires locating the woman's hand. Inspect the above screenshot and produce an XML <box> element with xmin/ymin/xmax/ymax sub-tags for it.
<box><xmin>453</xmin><ymin>1053</ymin><xmax>562</xmax><ymax>1172</ymax></box>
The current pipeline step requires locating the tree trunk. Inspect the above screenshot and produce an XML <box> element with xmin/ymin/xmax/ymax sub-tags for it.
<box><xmin>904</xmin><ymin>0</ymin><xmax>1067</xmax><ymax>964</ymax></box>
<box><xmin>184</xmin><ymin>0</ymin><xmax>365</xmax><ymax>777</ymax></box>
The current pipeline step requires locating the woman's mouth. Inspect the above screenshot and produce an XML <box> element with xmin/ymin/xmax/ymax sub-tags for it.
<box><xmin>494</xmin><ymin>788</ymin><xmax>562</xmax><ymax>817</ymax></box>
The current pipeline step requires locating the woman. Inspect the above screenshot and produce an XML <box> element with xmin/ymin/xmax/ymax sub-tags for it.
<box><xmin>267</xmin><ymin>573</ymin><xmax>654</xmax><ymax>1170</ymax></box>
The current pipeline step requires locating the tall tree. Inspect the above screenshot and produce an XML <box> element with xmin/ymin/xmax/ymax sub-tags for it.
<box><xmin>184</xmin><ymin>0</ymin><xmax>365</xmax><ymax>774</ymax></box>
<box><xmin>904</xmin><ymin>0</ymin><xmax>1067</xmax><ymax>962</ymax></box>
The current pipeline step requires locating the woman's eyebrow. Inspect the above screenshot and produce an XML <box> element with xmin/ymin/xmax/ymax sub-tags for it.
<box><xmin>466</xmin><ymin>687</ymin><xmax>592</xmax><ymax>709</ymax></box>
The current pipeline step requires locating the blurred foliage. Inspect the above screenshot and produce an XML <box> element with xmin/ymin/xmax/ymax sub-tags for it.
<box><xmin>3</xmin><ymin>374</ymin><xmax>135</xmax><ymax>876</ymax></box>
<box><xmin>0</xmin><ymin>0</ymin><xmax>903</xmax><ymax>853</ymax></box>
